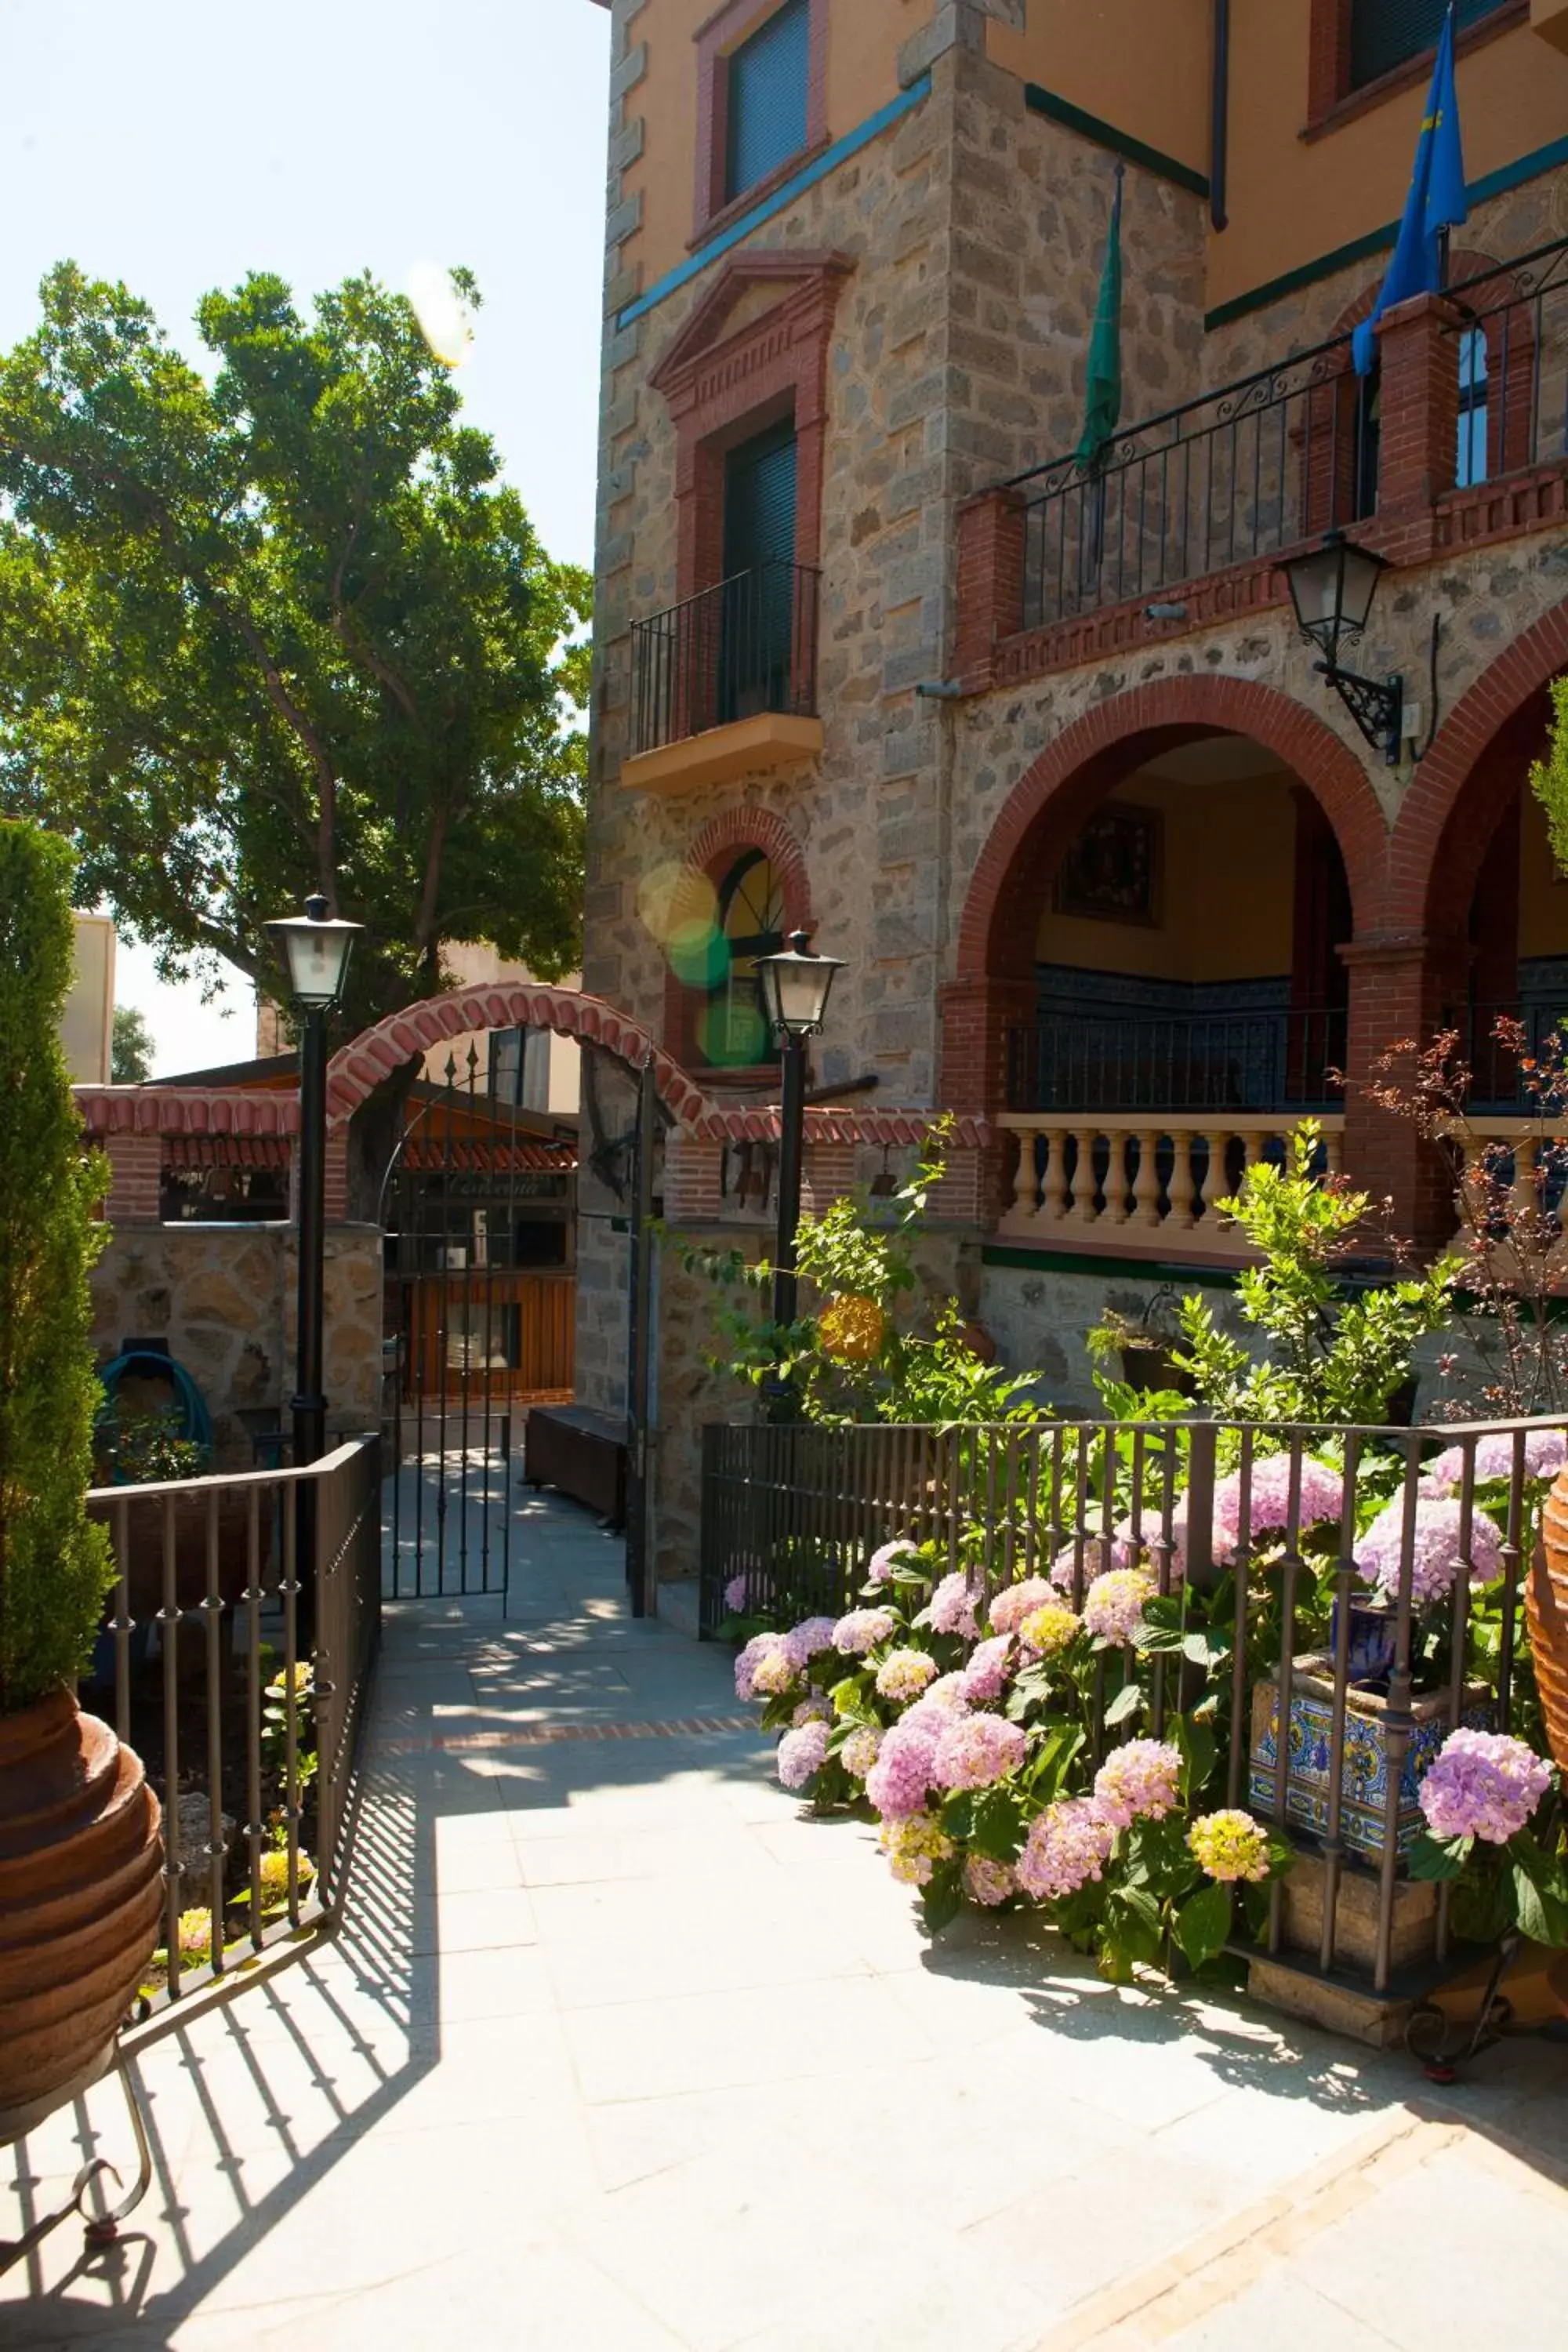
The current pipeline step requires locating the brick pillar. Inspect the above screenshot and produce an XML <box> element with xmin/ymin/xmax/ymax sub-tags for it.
<box><xmin>102</xmin><ymin>1131</ymin><xmax>162</xmax><ymax>1224</ymax></box>
<box><xmin>662</xmin><ymin>1132</ymin><xmax>724</xmax><ymax>1223</ymax></box>
<box><xmin>324</xmin><ymin>1130</ymin><xmax>350</xmax><ymax>1223</ymax></box>
<box><xmin>954</xmin><ymin>487</ymin><xmax>1026</xmax><ymax>688</ymax></box>
<box><xmin>1341</xmin><ymin>931</ymin><xmax>1467</xmax><ymax>1251</ymax></box>
<box><xmin>938</xmin><ymin>976</ymin><xmax>1036</xmax><ymax>1118</ymax></box>
<box><xmin>800</xmin><ymin>1140</ymin><xmax>856</xmax><ymax>1214</ymax></box>
<box><xmin>1365</xmin><ymin>292</ymin><xmax>1461</xmax><ymax>564</ymax></box>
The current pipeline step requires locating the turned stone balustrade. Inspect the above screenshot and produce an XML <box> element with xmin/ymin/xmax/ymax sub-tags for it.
<box><xmin>1448</xmin><ymin>1114</ymin><xmax>1568</xmax><ymax>1279</ymax></box>
<box><xmin>996</xmin><ymin>1112</ymin><xmax>1345</xmax><ymax>1263</ymax></box>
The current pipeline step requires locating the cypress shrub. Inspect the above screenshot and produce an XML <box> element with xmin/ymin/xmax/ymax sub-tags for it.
<box><xmin>0</xmin><ymin>818</ymin><xmax>114</xmax><ymax>1711</ymax></box>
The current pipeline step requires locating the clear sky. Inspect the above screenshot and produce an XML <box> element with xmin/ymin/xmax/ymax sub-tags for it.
<box><xmin>1</xmin><ymin>0</ymin><xmax>611</xmax><ymax>1073</ymax></box>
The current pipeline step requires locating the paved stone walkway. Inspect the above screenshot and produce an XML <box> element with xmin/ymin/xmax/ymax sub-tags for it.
<box><xmin>6</xmin><ymin>1487</ymin><xmax>1568</xmax><ymax>2348</ymax></box>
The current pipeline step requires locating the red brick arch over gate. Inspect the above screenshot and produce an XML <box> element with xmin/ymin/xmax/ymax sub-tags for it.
<box><xmin>943</xmin><ymin>675</ymin><xmax>1389</xmax><ymax>1118</ymax></box>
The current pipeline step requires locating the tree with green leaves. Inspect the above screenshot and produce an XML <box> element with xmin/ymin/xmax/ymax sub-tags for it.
<box><xmin>0</xmin><ymin>818</ymin><xmax>114</xmax><ymax>1712</ymax></box>
<box><xmin>111</xmin><ymin>1004</ymin><xmax>154</xmax><ymax>1083</ymax></box>
<box><xmin>0</xmin><ymin>263</ymin><xmax>588</xmax><ymax>1045</ymax></box>
<box><xmin>1531</xmin><ymin>673</ymin><xmax>1568</xmax><ymax>876</ymax></box>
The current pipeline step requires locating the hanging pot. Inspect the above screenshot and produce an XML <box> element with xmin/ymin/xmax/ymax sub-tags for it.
<box><xmin>0</xmin><ymin>1689</ymin><xmax>163</xmax><ymax>2123</ymax></box>
<box><xmin>1530</xmin><ymin>1467</ymin><xmax>1568</xmax><ymax>1776</ymax></box>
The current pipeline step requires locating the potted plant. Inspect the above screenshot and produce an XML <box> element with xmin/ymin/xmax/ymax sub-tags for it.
<box><xmin>0</xmin><ymin>819</ymin><xmax>163</xmax><ymax>2124</ymax></box>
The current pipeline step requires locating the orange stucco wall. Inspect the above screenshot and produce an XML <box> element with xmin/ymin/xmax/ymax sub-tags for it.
<box><xmin>620</xmin><ymin>0</ymin><xmax>914</xmax><ymax>289</ymax></box>
<box><xmin>986</xmin><ymin>0</ymin><xmax>1212</xmax><ymax>179</ymax></box>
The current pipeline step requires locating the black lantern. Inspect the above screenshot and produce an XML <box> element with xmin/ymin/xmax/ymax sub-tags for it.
<box><xmin>756</xmin><ymin>930</ymin><xmax>844</xmax><ymax>1039</ymax></box>
<box><xmin>1280</xmin><ymin>532</ymin><xmax>1403</xmax><ymax>766</ymax></box>
<box><xmin>753</xmin><ymin>930</ymin><xmax>845</xmax><ymax>1414</ymax></box>
<box><xmin>264</xmin><ymin>894</ymin><xmax>361</xmax><ymax>1011</ymax></box>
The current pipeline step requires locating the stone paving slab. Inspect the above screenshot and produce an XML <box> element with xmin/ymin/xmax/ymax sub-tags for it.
<box><xmin>5</xmin><ymin>1485</ymin><xmax>1567</xmax><ymax>2349</ymax></box>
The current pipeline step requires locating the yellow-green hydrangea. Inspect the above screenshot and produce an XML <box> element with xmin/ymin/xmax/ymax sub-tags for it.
<box><xmin>1187</xmin><ymin>1808</ymin><xmax>1270</xmax><ymax>1884</ymax></box>
<box><xmin>878</xmin><ymin>1812</ymin><xmax>955</xmax><ymax>1887</ymax></box>
<box><xmin>1019</xmin><ymin>1602</ymin><xmax>1079</xmax><ymax>1659</ymax></box>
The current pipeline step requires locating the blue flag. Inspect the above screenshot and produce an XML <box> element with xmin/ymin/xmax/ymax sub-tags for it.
<box><xmin>1352</xmin><ymin>6</ymin><xmax>1468</xmax><ymax>374</ymax></box>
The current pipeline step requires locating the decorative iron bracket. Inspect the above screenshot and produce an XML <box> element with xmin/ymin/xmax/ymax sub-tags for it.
<box><xmin>1312</xmin><ymin>659</ymin><xmax>1403</xmax><ymax>766</ymax></box>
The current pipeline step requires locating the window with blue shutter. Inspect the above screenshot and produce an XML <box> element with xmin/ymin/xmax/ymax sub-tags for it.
<box><xmin>1348</xmin><ymin>0</ymin><xmax>1508</xmax><ymax>91</ymax></box>
<box><xmin>724</xmin><ymin>0</ymin><xmax>810</xmax><ymax>204</ymax></box>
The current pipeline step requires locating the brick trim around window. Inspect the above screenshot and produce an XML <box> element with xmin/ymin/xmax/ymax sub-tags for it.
<box><xmin>648</xmin><ymin>248</ymin><xmax>853</xmax><ymax>600</ymax></box>
<box><xmin>693</xmin><ymin>0</ymin><xmax>829</xmax><ymax>244</ymax></box>
<box><xmin>1305</xmin><ymin>0</ymin><xmax>1526</xmax><ymax>137</ymax></box>
<box><xmin>662</xmin><ymin>808</ymin><xmax>815</xmax><ymax>1074</ymax></box>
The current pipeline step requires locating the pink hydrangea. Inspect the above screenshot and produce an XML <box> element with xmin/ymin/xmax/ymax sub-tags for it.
<box><xmin>902</xmin><ymin>1674</ymin><xmax>972</xmax><ymax>1738</ymax></box>
<box><xmin>864</xmin><ymin>1719</ymin><xmax>938</xmax><ymax>1817</ymax></box>
<box><xmin>840</xmin><ymin>1725</ymin><xmax>882</xmax><ymax>1780</ymax></box>
<box><xmin>866</xmin><ymin>1540</ymin><xmax>920</xmax><ymax>1588</ymax></box>
<box><xmin>988</xmin><ymin>1577</ymin><xmax>1057</xmax><ymax>1637</ymax></box>
<box><xmin>929</xmin><ymin>1570</ymin><xmax>981</xmax><ymax>1640</ymax></box>
<box><xmin>784</xmin><ymin>1617</ymin><xmax>839</xmax><ymax>1668</ymax></box>
<box><xmin>1356</xmin><ymin>1495</ymin><xmax>1505</xmax><ymax>1607</ymax></box>
<box><xmin>1421</xmin><ymin>1427</ymin><xmax>1568</xmax><ymax>1499</ymax></box>
<box><xmin>833</xmin><ymin>1606</ymin><xmax>897</xmax><ymax>1656</ymax></box>
<box><xmin>791</xmin><ymin>1696</ymin><xmax>833</xmax><ymax>1727</ymax></box>
<box><xmin>724</xmin><ymin>1574</ymin><xmax>753</xmax><ymax>1613</ymax></box>
<box><xmin>931</xmin><ymin>1711</ymin><xmax>1026</xmax><ymax>1792</ymax></box>
<box><xmin>1015</xmin><ymin>1797</ymin><xmax>1115</xmax><ymax>1901</ymax></box>
<box><xmin>1083</xmin><ymin>1569</ymin><xmax>1156</xmax><ymax>1646</ymax></box>
<box><xmin>876</xmin><ymin>1648</ymin><xmax>939</xmax><ymax>1704</ymax></box>
<box><xmin>1418</xmin><ymin>1728</ymin><xmax>1553</xmax><ymax>1843</ymax></box>
<box><xmin>1048</xmin><ymin>1535</ymin><xmax>1130</xmax><ymax>1596</ymax></box>
<box><xmin>735</xmin><ymin>1632</ymin><xmax>792</xmax><ymax>1700</ymax></box>
<box><xmin>1094</xmin><ymin>1739</ymin><xmax>1181</xmax><ymax>1830</ymax></box>
<box><xmin>963</xmin><ymin>1854</ymin><xmax>1016</xmax><ymax>1908</ymax></box>
<box><xmin>960</xmin><ymin>1634</ymin><xmax>1014</xmax><ymax>1705</ymax></box>
<box><xmin>1209</xmin><ymin>1454</ymin><xmax>1345</xmax><ymax>1563</ymax></box>
<box><xmin>776</xmin><ymin>1719</ymin><xmax>830</xmax><ymax>1791</ymax></box>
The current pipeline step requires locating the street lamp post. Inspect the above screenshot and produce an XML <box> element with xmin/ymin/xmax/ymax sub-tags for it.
<box><xmin>265</xmin><ymin>895</ymin><xmax>361</xmax><ymax>1639</ymax></box>
<box><xmin>754</xmin><ymin>931</ymin><xmax>844</xmax><ymax>1406</ymax></box>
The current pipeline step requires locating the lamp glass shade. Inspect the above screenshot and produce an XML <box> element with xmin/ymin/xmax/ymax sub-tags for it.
<box><xmin>1337</xmin><ymin>542</ymin><xmax>1385</xmax><ymax>637</ymax></box>
<box><xmin>1282</xmin><ymin>533</ymin><xmax>1386</xmax><ymax>659</ymax></box>
<box><xmin>266</xmin><ymin>895</ymin><xmax>362</xmax><ymax>1011</ymax></box>
<box><xmin>756</xmin><ymin>931</ymin><xmax>844</xmax><ymax>1038</ymax></box>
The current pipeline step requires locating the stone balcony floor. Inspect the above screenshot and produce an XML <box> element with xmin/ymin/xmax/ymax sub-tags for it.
<box><xmin>5</xmin><ymin>1486</ymin><xmax>1568</xmax><ymax>2348</ymax></box>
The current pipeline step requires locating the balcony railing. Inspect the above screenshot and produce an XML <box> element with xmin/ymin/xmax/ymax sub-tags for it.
<box><xmin>1006</xmin><ymin>1007</ymin><xmax>1347</xmax><ymax>1116</ymax></box>
<box><xmin>1464</xmin><ymin>1000</ymin><xmax>1568</xmax><ymax>1109</ymax></box>
<box><xmin>1443</xmin><ymin>235</ymin><xmax>1568</xmax><ymax>486</ymax></box>
<box><xmin>630</xmin><ymin>561</ymin><xmax>820</xmax><ymax>756</ymax></box>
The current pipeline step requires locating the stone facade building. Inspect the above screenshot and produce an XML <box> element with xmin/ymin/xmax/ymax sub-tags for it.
<box><xmin>580</xmin><ymin>0</ymin><xmax>1568</xmax><ymax>1593</ymax></box>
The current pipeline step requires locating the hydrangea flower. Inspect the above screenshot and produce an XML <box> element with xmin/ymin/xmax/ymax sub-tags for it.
<box><xmin>865</xmin><ymin>1719</ymin><xmax>939</xmax><ymax>1817</ymax></box>
<box><xmin>1083</xmin><ymin>1569</ymin><xmax>1156</xmax><ymax>1646</ymax></box>
<box><xmin>735</xmin><ymin>1632</ymin><xmax>792</xmax><ymax>1700</ymax></box>
<box><xmin>876</xmin><ymin>1648</ymin><xmax>940</xmax><ymax>1703</ymax></box>
<box><xmin>1421</xmin><ymin>1427</ymin><xmax>1568</xmax><ymax>1498</ymax></box>
<box><xmin>1094</xmin><ymin>1738</ymin><xmax>1181</xmax><ymax>1829</ymax></box>
<box><xmin>929</xmin><ymin>1570</ymin><xmax>981</xmax><ymax>1640</ymax></box>
<box><xmin>1210</xmin><ymin>1454</ymin><xmax>1345</xmax><ymax>1563</ymax></box>
<box><xmin>866</xmin><ymin>1540</ymin><xmax>920</xmax><ymax>1588</ymax></box>
<box><xmin>784</xmin><ymin>1617</ymin><xmax>840</xmax><ymax>1668</ymax></box>
<box><xmin>960</xmin><ymin>1634</ymin><xmax>1014</xmax><ymax>1705</ymax></box>
<box><xmin>902</xmin><ymin>1674</ymin><xmax>972</xmax><ymax>1738</ymax></box>
<box><xmin>750</xmin><ymin>1645</ymin><xmax>800</xmax><ymax>1698</ymax></box>
<box><xmin>1015</xmin><ymin>1798</ymin><xmax>1115</xmax><ymax>1901</ymax></box>
<box><xmin>1048</xmin><ymin>1535</ymin><xmax>1130</xmax><ymax>1595</ymax></box>
<box><xmin>963</xmin><ymin>1854</ymin><xmax>1016</xmax><ymax>1908</ymax></box>
<box><xmin>840</xmin><ymin>1725</ymin><xmax>883</xmax><ymax>1780</ymax></box>
<box><xmin>1356</xmin><ymin>1495</ymin><xmax>1505</xmax><ymax>1607</ymax></box>
<box><xmin>880</xmin><ymin>1812</ymin><xmax>955</xmax><ymax>1887</ymax></box>
<box><xmin>833</xmin><ymin>1606</ymin><xmax>898</xmax><ymax>1655</ymax></box>
<box><xmin>1019</xmin><ymin>1602</ymin><xmax>1079</xmax><ymax>1659</ymax></box>
<box><xmin>931</xmin><ymin>1711</ymin><xmax>1026</xmax><ymax>1791</ymax></box>
<box><xmin>724</xmin><ymin>1573</ymin><xmax>753</xmax><ymax>1614</ymax></box>
<box><xmin>791</xmin><ymin>1696</ymin><xmax>833</xmax><ymax>1728</ymax></box>
<box><xmin>777</xmin><ymin>1719</ymin><xmax>831</xmax><ymax>1791</ymax></box>
<box><xmin>988</xmin><ymin>1577</ymin><xmax>1057</xmax><ymax>1637</ymax></box>
<box><xmin>1188</xmin><ymin>1809</ymin><xmax>1269</xmax><ymax>1883</ymax></box>
<box><xmin>1417</xmin><ymin>1728</ymin><xmax>1553</xmax><ymax>1843</ymax></box>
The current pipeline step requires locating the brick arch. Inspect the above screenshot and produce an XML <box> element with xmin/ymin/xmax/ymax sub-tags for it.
<box><xmin>944</xmin><ymin>676</ymin><xmax>1389</xmax><ymax>1118</ymax></box>
<box><xmin>1386</xmin><ymin>593</ymin><xmax>1568</xmax><ymax>938</ymax></box>
<box><xmin>663</xmin><ymin>807</ymin><xmax>814</xmax><ymax>1073</ymax></box>
<box><xmin>325</xmin><ymin>982</ymin><xmax>717</xmax><ymax>1127</ymax></box>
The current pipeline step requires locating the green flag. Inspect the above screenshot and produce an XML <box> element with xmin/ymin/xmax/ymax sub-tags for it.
<box><xmin>1076</xmin><ymin>164</ymin><xmax>1124</xmax><ymax>468</ymax></box>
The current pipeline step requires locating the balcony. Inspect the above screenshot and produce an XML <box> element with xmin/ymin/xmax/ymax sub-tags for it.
<box><xmin>1006</xmin><ymin>1005</ymin><xmax>1347</xmax><ymax>1117</ymax></box>
<box><xmin>623</xmin><ymin>560</ymin><xmax>822</xmax><ymax>793</ymax></box>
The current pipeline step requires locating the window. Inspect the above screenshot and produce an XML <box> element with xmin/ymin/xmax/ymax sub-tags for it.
<box><xmin>719</xmin><ymin>416</ymin><xmax>799</xmax><ymax>724</ymax></box>
<box><xmin>488</xmin><ymin>1027</ymin><xmax>525</xmax><ymax>1105</ymax></box>
<box><xmin>1456</xmin><ymin>325</ymin><xmax>1488</xmax><ymax>488</ymax></box>
<box><xmin>724</xmin><ymin>0</ymin><xmax>810</xmax><ymax>204</ymax></box>
<box><xmin>1348</xmin><ymin>0</ymin><xmax>1510</xmax><ymax>92</ymax></box>
<box><xmin>698</xmin><ymin>852</ymin><xmax>786</xmax><ymax>1068</ymax></box>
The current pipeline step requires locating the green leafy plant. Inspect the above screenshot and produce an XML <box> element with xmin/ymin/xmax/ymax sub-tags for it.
<box><xmin>97</xmin><ymin>1409</ymin><xmax>207</xmax><ymax>1485</ymax></box>
<box><xmin>0</xmin><ymin>818</ymin><xmax>114</xmax><ymax>1712</ymax></box>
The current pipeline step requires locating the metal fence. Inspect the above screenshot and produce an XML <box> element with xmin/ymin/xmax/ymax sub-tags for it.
<box><xmin>88</xmin><ymin>1435</ymin><xmax>381</xmax><ymax>2012</ymax></box>
<box><xmin>630</xmin><ymin>561</ymin><xmax>820</xmax><ymax>755</ymax></box>
<box><xmin>701</xmin><ymin>1414</ymin><xmax>1552</xmax><ymax>1998</ymax></box>
<box><xmin>1005</xmin><ymin>1006</ymin><xmax>1347</xmax><ymax>1115</ymax></box>
<box><xmin>1444</xmin><ymin>234</ymin><xmax>1568</xmax><ymax>487</ymax></box>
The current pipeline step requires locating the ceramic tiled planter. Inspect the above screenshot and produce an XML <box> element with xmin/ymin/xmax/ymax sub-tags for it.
<box><xmin>1249</xmin><ymin>1657</ymin><xmax>1490</xmax><ymax>1865</ymax></box>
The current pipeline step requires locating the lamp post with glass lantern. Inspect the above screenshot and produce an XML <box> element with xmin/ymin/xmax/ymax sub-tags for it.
<box><xmin>1280</xmin><ymin>530</ymin><xmax>1403</xmax><ymax>764</ymax></box>
<box><xmin>754</xmin><ymin>931</ymin><xmax>844</xmax><ymax>1361</ymax></box>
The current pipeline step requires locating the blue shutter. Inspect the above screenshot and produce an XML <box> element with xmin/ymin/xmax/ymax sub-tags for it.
<box><xmin>1349</xmin><ymin>0</ymin><xmax>1507</xmax><ymax>91</ymax></box>
<box><xmin>725</xmin><ymin>0</ymin><xmax>810</xmax><ymax>203</ymax></box>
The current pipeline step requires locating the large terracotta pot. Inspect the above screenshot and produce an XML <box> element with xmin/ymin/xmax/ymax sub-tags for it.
<box><xmin>0</xmin><ymin>1689</ymin><xmax>163</xmax><ymax>2121</ymax></box>
<box><xmin>1530</xmin><ymin>1469</ymin><xmax>1568</xmax><ymax>1775</ymax></box>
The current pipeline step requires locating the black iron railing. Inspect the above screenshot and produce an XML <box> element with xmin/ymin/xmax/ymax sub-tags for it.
<box><xmin>1464</xmin><ymin>1000</ymin><xmax>1568</xmax><ymax>1109</ymax></box>
<box><xmin>630</xmin><ymin>561</ymin><xmax>820</xmax><ymax>756</ymax></box>
<box><xmin>1442</xmin><ymin>234</ymin><xmax>1568</xmax><ymax>487</ymax></box>
<box><xmin>1005</xmin><ymin>1007</ymin><xmax>1347</xmax><ymax>1114</ymax></box>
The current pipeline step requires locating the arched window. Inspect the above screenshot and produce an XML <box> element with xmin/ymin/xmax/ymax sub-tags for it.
<box><xmin>696</xmin><ymin>851</ymin><xmax>786</xmax><ymax>1069</ymax></box>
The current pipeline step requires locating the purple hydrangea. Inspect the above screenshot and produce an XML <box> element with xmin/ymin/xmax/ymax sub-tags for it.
<box><xmin>735</xmin><ymin>1632</ymin><xmax>791</xmax><ymax>1700</ymax></box>
<box><xmin>864</xmin><ymin>1719</ymin><xmax>939</xmax><ymax>1817</ymax></box>
<box><xmin>776</xmin><ymin>1719</ymin><xmax>831</xmax><ymax>1791</ymax></box>
<box><xmin>724</xmin><ymin>1574</ymin><xmax>753</xmax><ymax>1614</ymax></box>
<box><xmin>866</xmin><ymin>1540</ymin><xmax>920</xmax><ymax>1588</ymax></box>
<box><xmin>1421</xmin><ymin>1427</ymin><xmax>1568</xmax><ymax>1499</ymax></box>
<box><xmin>833</xmin><ymin>1606</ymin><xmax>898</xmax><ymax>1656</ymax></box>
<box><xmin>784</xmin><ymin>1616</ymin><xmax>840</xmax><ymax>1668</ymax></box>
<box><xmin>1093</xmin><ymin>1738</ymin><xmax>1181</xmax><ymax>1830</ymax></box>
<box><xmin>931</xmin><ymin>1711</ymin><xmax>1026</xmax><ymax>1792</ymax></box>
<box><xmin>929</xmin><ymin>1570</ymin><xmax>981</xmax><ymax>1640</ymax></box>
<box><xmin>1356</xmin><ymin>1496</ymin><xmax>1505</xmax><ymax>1607</ymax></box>
<box><xmin>1082</xmin><ymin>1569</ymin><xmax>1156</xmax><ymax>1646</ymax></box>
<box><xmin>960</xmin><ymin>1633</ymin><xmax>1014</xmax><ymax>1705</ymax></box>
<box><xmin>1015</xmin><ymin>1797</ymin><xmax>1115</xmax><ymax>1901</ymax></box>
<box><xmin>988</xmin><ymin>1577</ymin><xmax>1057</xmax><ymax>1637</ymax></box>
<box><xmin>791</xmin><ymin>1697</ymin><xmax>832</xmax><ymax>1727</ymax></box>
<box><xmin>1417</xmin><ymin>1728</ymin><xmax>1553</xmax><ymax>1843</ymax></box>
<box><xmin>963</xmin><ymin>1854</ymin><xmax>1016</xmax><ymax>1908</ymax></box>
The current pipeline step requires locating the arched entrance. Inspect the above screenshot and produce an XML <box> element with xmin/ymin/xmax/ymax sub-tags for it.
<box><xmin>328</xmin><ymin>982</ymin><xmax>715</xmax><ymax>1606</ymax></box>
